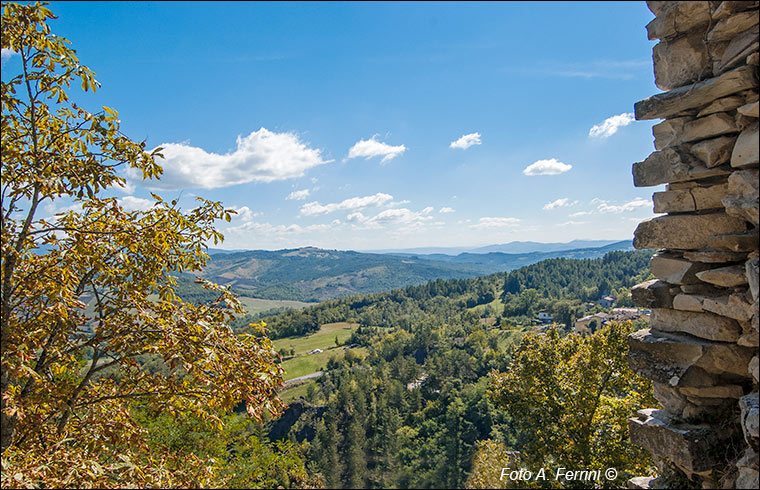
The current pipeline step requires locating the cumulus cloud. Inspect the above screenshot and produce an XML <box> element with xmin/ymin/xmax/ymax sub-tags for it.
<box><xmin>230</xmin><ymin>205</ymin><xmax>258</xmax><ymax>222</ymax></box>
<box><xmin>1</xmin><ymin>48</ymin><xmax>16</xmax><ymax>65</ymax></box>
<box><xmin>120</xmin><ymin>196</ymin><xmax>155</xmax><ymax>212</ymax></box>
<box><xmin>470</xmin><ymin>217</ymin><xmax>521</xmax><ymax>229</ymax></box>
<box><xmin>595</xmin><ymin>198</ymin><xmax>651</xmax><ymax>213</ymax></box>
<box><xmin>348</xmin><ymin>207</ymin><xmax>435</xmax><ymax>228</ymax></box>
<box><xmin>589</xmin><ymin>112</ymin><xmax>635</xmax><ymax>138</ymax></box>
<box><xmin>543</xmin><ymin>198</ymin><xmax>578</xmax><ymax>210</ymax></box>
<box><xmin>449</xmin><ymin>132</ymin><xmax>482</xmax><ymax>150</ymax></box>
<box><xmin>131</xmin><ymin>128</ymin><xmax>330</xmax><ymax>190</ymax></box>
<box><xmin>439</xmin><ymin>207</ymin><xmax>455</xmax><ymax>213</ymax></box>
<box><xmin>347</xmin><ymin>136</ymin><xmax>406</xmax><ymax>163</ymax></box>
<box><xmin>287</xmin><ymin>189</ymin><xmax>310</xmax><ymax>200</ymax></box>
<box><xmin>300</xmin><ymin>192</ymin><xmax>393</xmax><ymax>216</ymax></box>
<box><xmin>523</xmin><ymin>158</ymin><xmax>572</xmax><ymax>176</ymax></box>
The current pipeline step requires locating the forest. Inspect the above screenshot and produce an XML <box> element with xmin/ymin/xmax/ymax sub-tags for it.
<box><xmin>246</xmin><ymin>249</ymin><xmax>657</xmax><ymax>488</ymax></box>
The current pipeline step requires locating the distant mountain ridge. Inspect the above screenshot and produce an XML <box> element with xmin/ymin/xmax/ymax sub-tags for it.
<box><xmin>197</xmin><ymin>240</ymin><xmax>634</xmax><ymax>302</ymax></box>
<box><xmin>361</xmin><ymin>239</ymin><xmax>625</xmax><ymax>256</ymax></box>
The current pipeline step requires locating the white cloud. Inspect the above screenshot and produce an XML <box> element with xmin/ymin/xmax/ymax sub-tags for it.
<box><xmin>470</xmin><ymin>217</ymin><xmax>521</xmax><ymax>229</ymax></box>
<box><xmin>439</xmin><ymin>207</ymin><xmax>455</xmax><ymax>213</ymax></box>
<box><xmin>346</xmin><ymin>207</ymin><xmax>435</xmax><ymax>228</ymax></box>
<box><xmin>596</xmin><ymin>198</ymin><xmax>651</xmax><ymax>213</ymax></box>
<box><xmin>523</xmin><ymin>158</ymin><xmax>572</xmax><ymax>176</ymax></box>
<box><xmin>300</xmin><ymin>192</ymin><xmax>393</xmax><ymax>216</ymax></box>
<box><xmin>120</xmin><ymin>196</ymin><xmax>155</xmax><ymax>212</ymax></box>
<box><xmin>133</xmin><ymin>128</ymin><xmax>330</xmax><ymax>190</ymax></box>
<box><xmin>230</xmin><ymin>205</ymin><xmax>258</xmax><ymax>222</ymax></box>
<box><xmin>543</xmin><ymin>198</ymin><xmax>578</xmax><ymax>210</ymax></box>
<box><xmin>347</xmin><ymin>136</ymin><xmax>406</xmax><ymax>163</ymax></box>
<box><xmin>449</xmin><ymin>132</ymin><xmax>482</xmax><ymax>150</ymax></box>
<box><xmin>560</xmin><ymin>220</ymin><xmax>589</xmax><ymax>226</ymax></box>
<box><xmin>286</xmin><ymin>189</ymin><xmax>310</xmax><ymax>200</ymax></box>
<box><xmin>1</xmin><ymin>48</ymin><xmax>16</xmax><ymax>65</ymax></box>
<box><xmin>588</xmin><ymin>112</ymin><xmax>635</xmax><ymax>138</ymax></box>
<box><xmin>569</xmin><ymin>211</ymin><xmax>591</xmax><ymax>217</ymax></box>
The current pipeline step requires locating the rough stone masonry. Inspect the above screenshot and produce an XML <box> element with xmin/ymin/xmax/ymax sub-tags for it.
<box><xmin>627</xmin><ymin>1</ymin><xmax>759</xmax><ymax>489</ymax></box>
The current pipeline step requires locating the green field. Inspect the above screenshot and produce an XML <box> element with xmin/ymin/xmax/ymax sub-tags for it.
<box><xmin>279</xmin><ymin>379</ymin><xmax>317</xmax><ymax>403</ymax></box>
<box><xmin>237</xmin><ymin>296</ymin><xmax>313</xmax><ymax>316</ymax></box>
<box><xmin>273</xmin><ymin>322</ymin><xmax>359</xmax><ymax>356</ymax></box>
<box><xmin>280</xmin><ymin>346</ymin><xmax>367</xmax><ymax>380</ymax></box>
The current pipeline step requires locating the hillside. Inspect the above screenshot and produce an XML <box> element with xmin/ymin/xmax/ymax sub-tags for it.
<box><xmin>261</xmin><ymin>249</ymin><xmax>656</xmax><ymax>488</ymax></box>
<box><xmin>196</xmin><ymin>241</ymin><xmax>634</xmax><ymax>302</ymax></box>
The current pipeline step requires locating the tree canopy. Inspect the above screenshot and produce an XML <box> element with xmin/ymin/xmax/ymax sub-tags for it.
<box><xmin>1</xmin><ymin>3</ymin><xmax>285</xmax><ymax>487</ymax></box>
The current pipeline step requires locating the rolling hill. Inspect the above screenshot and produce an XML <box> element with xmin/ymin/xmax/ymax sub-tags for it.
<box><xmin>193</xmin><ymin>241</ymin><xmax>634</xmax><ymax>302</ymax></box>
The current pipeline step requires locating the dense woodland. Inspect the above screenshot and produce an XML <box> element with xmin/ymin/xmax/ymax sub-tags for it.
<box><xmin>251</xmin><ymin>250</ymin><xmax>656</xmax><ymax>488</ymax></box>
<box><xmin>237</xmin><ymin>249</ymin><xmax>653</xmax><ymax>339</ymax></box>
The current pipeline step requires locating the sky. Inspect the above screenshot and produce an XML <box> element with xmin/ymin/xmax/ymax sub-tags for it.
<box><xmin>2</xmin><ymin>1</ymin><xmax>665</xmax><ymax>251</ymax></box>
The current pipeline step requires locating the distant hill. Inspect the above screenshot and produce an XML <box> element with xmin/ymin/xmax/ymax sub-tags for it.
<box><xmin>195</xmin><ymin>241</ymin><xmax>634</xmax><ymax>302</ymax></box>
<box><xmin>363</xmin><ymin>239</ymin><xmax>625</xmax><ymax>256</ymax></box>
<box><xmin>468</xmin><ymin>239</ymin><xmax>624</xmax><ymax>254</ymax></box>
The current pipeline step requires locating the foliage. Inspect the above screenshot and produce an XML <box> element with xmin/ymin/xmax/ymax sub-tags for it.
<box><xmin>135</xmin><ymin>408</ymin><xmax>321</xmax><ymax>489</ymax></box>
<box><xmin>487</xmin><ymin>322</ymin><xmax>657</xmax><ymax>488</ymax></box>
<box><xmin>1</xmin><ymin>3</ymin><xmax>286</xmax><ymax>487</ymax></box>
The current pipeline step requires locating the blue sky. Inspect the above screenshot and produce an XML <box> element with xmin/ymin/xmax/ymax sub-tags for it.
<box><xmin>3</xmin><ymin>1</ymin><xmax>664</xmax><ymax>251</ymax></box>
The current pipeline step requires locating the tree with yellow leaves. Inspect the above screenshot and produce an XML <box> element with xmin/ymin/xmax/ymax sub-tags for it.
<box><xmin>471</xmin><ymin>322</ymin><xmax>657</xmax><ymax>489</ymax></box>
<box><xmin>1</xmin><ymin>3</ymin><xmax>288</xmax><ymax>487</ymax></box>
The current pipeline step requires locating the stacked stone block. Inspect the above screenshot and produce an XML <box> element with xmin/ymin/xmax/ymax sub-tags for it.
<box><xmin>627</xmin><ymin>1</ymin><xmax>759</xmax><ymax>488</ymax></box>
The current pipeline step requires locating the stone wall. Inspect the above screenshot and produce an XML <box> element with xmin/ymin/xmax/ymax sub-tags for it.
<box><xmin>627</xmin><ymin>1</ymin><xmax>759</xmax><ymax>489</ymax></box>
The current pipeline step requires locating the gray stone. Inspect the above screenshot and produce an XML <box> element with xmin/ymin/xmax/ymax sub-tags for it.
<box><xmin>712</xmin><ymin>1</ymin><xmax>759</xmax><ymax>20</ymax></box>
<box><xmin>683</xmin><ymin>250</ymin><xmax>748</xmax><ymax>263</ymax></box>
<box><xmin>633</xmin><ymin>148</ymin><xmax>732</xmax><ymax>187</ymax></box>
<box><xmin>681</xmin><ymin>112</ymin><xmax>739</xmax><ymax>143</ymax></box>
<box><xmin>653</xmin><ymin>182</ymin><xmax>728</xmax><ymax>213</ymax></box>
<box><xmin>707</xmin><ymin>10</ymin><xmax>760</xmax><ymax>42</ymax></box>
<box><xmin>738</xmin><ymin>101</ymin><xmax>760</xmax><ymax>118</ymax></box>
<box><xmin>632</xmin><ymin>279</ymin><xmax>676</xmax><ymax>309</ymax></box>
<box><xmin>679</xmin><ymin>385</ymin><xmax>745</xmax><ymax>399</ymax></box>
<box><xmin>651</xmin><ymin>308</ymin><xmax>742</xmax><ymax>342</ymax></box>
<box><xmin>629</xmin><ymin>408</ymin><xmax>731</xmax><ymax>475</ymax></box>
<box><xmin>718</xmin><ymin>24</ymin><xmax>759</xmax><ymax>73</ymax></box>
<box><xmin>750</xmin><ymin>356</ymin><xmax>759</xmax><ymax>383</ymax></box>
<box><xmin>747</xmin><ymin>254</ymin><xmax>759</xmax><ymax>302</ymax></box>
<box><xmin>678</xmin><ymin>283</ymin><xmax>725</xmax><ymax>295</ymax></box>
<box><xmin>706</xmin><ymin>229</ymin><xmax>758</xmax><ymax>252</ymax></box>
<box><xmin>723</xmin><ymin>169</ymin><xmax>760</xmax><ymax>225</ymax></box>
<box><xmin>645</xmin><ymin>1</ymin><xmax>711</xmax><ymax>41</ymax></box>
<box><xmin>653</xmin><ymin>116</ymin><xmax>691</xmax><ymax>150</ymax></box>
<box><xmin>731</xmin><ymin>123</ymin><xmax>760</xmax><ymax>168</ymax></box>
<box><xmin>645</xmin><ymin>0</ymin><xmax>668</xmax><ymax>16</ymax></box>
<box><xmin>650</xmin><ymin>253</ymin><xmax>713</xmax><ymax>284</ymax></box>
<box><xmin>735</xmin><ymin>447</ymin><xmax>759</xmax><ymax>489</ymax></box>
<box><xmin>626</xmin><ymin>476</ymin><xmax>655</xmax><ymax>489</ymax></box>
<box><xmin>673</xmin><ymin>293</ymin><xmax>707</xmax><ymax>313</ymax></box>
<box><xmin>690</xmin><ymin>135</ymin><xmax>738</xmax><ymax>167</ymax></box>
<box><xmin>634</xmin><ymin>213</ymin><xmax>748</xmax><ymax>250</ymax></box>
<box><xmin>736</xmin><ymin>466</ymin><xmax>759</xmax><ymax>490</ymax></box>
<box><xmin>653</xmin><ymin>33</ymin><xmax>711</xmax><ymax>91</ymax></box>
<box><xmin>701</xmin><ymin>294</ymin><xmax>755</xmax><ymax>322</ymax></box>
<box><xmin>740</xmin><ymin>393</ymin><xmax>759</xmax><ymax>447</ymax></box>
<box><xmin>697</xmin><ymin>95</ymin><xmax>746</xmax><ymax>117</ymax></box>
<box><xmin>634</xmin><ymin>66</ymin><xmax>758</xmax><ymax>120</ymax></box>
<box><xmin>627</xmin><ymin>328</ymin><xmax>755</xmax><ymax>383</ymax></box>
<box><xmin>696</xmin><ymin>264</ymin><xmax>750</xmax><ymax>287</ymax></box>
